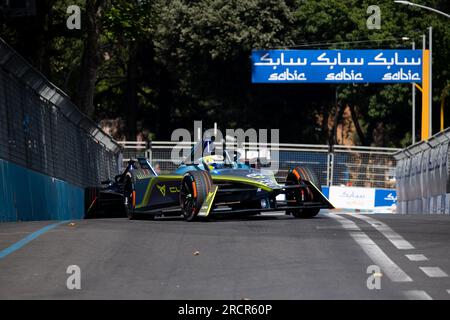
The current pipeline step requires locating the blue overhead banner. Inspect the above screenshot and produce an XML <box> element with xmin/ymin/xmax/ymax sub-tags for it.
<box><xmin>251</xmin><ymin>50</ymin><xmax>422</xmax><ymax>83</ymax></box>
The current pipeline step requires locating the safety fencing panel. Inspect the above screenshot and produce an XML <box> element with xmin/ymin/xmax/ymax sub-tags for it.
<box><xmin>332</xmin><ymin>146</ymin><xmax>397</xmax><ymax>189</ymax></box>
<box><xmin>0</xmin><ymin>38</ymin><xmax>121</xmax><ymax>222</ymax></box>
<box><xmin>118</xmin><ymin>141</ymin><xmax>399</xmax><ymax>190</ymax></box>
<box><xmin>394</xmin><ymin>129</ymin><xmax>450</xmax><ymax>214</ymax></box>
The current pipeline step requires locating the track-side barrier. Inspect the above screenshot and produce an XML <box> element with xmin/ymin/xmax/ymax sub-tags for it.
<box><xmin>118</xmin><ymin>140</ymin><xmax>399</xmax><ymax>212</ymax></box>
<box><xmin>394</xmin><ymin>128</ymin><xmax>450</xmax><ymax>214</ymax></box>
<box><xmin>0</xmin><ymin>38</ymin><xmax>121</xmax><ymax>222</ymax></box>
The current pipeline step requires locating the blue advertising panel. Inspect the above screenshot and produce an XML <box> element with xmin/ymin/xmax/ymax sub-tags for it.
<box><xmin>251</xmin><ymin>50</ymin><xmax>422</xmax><ymax>83</ymax></box>
<box><xmin>374</xmin><ymin>189</ymin><xmax>397</xmax><ymax>207</ymax></box>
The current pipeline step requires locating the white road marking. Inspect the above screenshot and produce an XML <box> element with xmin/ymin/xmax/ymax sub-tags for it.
<box><xmin>351</xmin><ymin>214</ymin><xmax>415</xmax><ymax>250</ymax></box>
<box><xmin>404</xmin><ymin>290</ymin><xmax>433</xmax><ymax>300</ymax></box>
<box><xmin>447</xmin><ymin>289</ymin><xmax>450</xmax><ymax>295</ymax></box>
<box><xmin>324</xmin><ymin>213</ymin><xmax>413</xmax><ymax>283</ymax></box>
<box><xmin>406</xmin><ymin>254</ymin><xmax>428</xmax><ymax>262</ymax></box>
<box><xmin>419</xmin><ymin>267</ymin><xmax>448</xmax><ymax>278</ymax></box>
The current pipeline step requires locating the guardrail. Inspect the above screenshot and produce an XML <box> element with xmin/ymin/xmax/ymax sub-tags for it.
<box><xmin>118</xmin><ymin>140</ymin><xmax>399</xmax><ymax>189</ymax></box>
<box><xmin>394</xmin><ymin>128</ymin><xmax>450</xmax><ymax>214</ymax></box>
<box><xmin>0</xmin><ymin>37</ymin><xmax>121</xmax><ymax>221</ymax></box>
<box><xmin>0</xmin><ymin>38</ymin><xmax>120</xmax><ymax>188</ymax></box>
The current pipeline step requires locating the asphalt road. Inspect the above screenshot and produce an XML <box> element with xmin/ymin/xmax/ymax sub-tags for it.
<box><xmin>1</xmin><ymin>211</ymin><xmax>450</xmax><ymax>300</ymax></box>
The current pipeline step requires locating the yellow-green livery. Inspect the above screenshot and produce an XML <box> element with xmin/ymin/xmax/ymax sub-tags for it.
<box><xmin>85</xmin><ymin>139</ymin><xmax>333</xmax><ymax>221</ymax></box>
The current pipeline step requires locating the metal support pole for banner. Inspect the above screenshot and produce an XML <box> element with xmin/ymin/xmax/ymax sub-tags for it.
<box><xmin>421</xmin><ymin>34</ymin><xmax>431</xmax><ymax>141</ymax></box>
<box><xmin>395</xmin><ymin>2</ymin><xmax>450</xmax><ymax>137</ymax></box>
<box><xmin>326</xmin><ymin>152</ymin><xmax>330</xmax><ymax>186</ymax></box>
<box><xmin>412</xmin><ymin>41</ymin><xmax>416</xmax><ymax>144</ymax></box>
<box><xmin>429</xmin><ymin>26</ymin><xmax>433</xmax><ymax>137</ymax></box>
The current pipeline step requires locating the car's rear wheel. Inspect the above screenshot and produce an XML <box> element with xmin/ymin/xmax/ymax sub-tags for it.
<box><xmin>286</xmin><ymin>166</ymin><xmax>321</xmax><ymax>218</ymax></box>
<box><xmin>179</xmin><ymin>171</ymin><xmax>212</xmax><ymax>221</ymax></box>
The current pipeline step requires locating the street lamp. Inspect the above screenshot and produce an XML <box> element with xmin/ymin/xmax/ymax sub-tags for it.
<box><xmin>394</xmin><ymin>1</ymin><xmax>450</xmax><ymax>19</ymax></box>
<box><xmin>400</xmin><ymin>36</ymin><xmax>417</xmax><ymax>143</ymax></box>
<box><xmin>395</xmin><ymin>1</ymin><xmax>450</xmax><ymax>138</ymax></box>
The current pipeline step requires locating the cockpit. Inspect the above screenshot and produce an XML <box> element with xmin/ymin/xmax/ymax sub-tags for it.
<box><xmin>179</xmin><ymin>138</ymin><xmax>246</xmax><ymax>172</ymax></box>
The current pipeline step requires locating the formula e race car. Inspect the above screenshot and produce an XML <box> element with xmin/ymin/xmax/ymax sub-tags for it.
<box><xmin>85</xmin><ymin>139</ymin><xmax>333</xmax><ymax>221</ymax></box>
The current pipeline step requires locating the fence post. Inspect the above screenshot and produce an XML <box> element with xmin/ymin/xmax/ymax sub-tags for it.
<box><xmin>326</xmin><ymin>153</ymin><xmax>330</xmax><ymax>186</ymax></box>
<box><xmin>327</xmin><ymin>144</ymin><xmax>334</xmax><ymax>186</ymax></box>
<box><xmin>146</xmin><ymin>140</ymin><xmax>152</xmax><ymax>163</ymax></box>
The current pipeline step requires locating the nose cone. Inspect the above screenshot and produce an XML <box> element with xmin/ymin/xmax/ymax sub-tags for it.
<box><xmin>213</xmin><ymin>168</ymin><xmax>280</xmax><ymax>189</ymax></box>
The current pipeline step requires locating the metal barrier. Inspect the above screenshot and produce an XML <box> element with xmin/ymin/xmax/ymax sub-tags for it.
<box><xmin>118</xmin><ymin>141</ymin><xmax>399</xmax><ymax>189</ymax></box>
<box><xmin>0</xmin><ymin>38</ymin><xmax>121</xmax><ymax>221</ymax></box>
<box><xmin>394</xmin><ymin>129</ymin><xmax>450</xmax><ymax>214</ymax></box>
<box><xmin>0</xmin><ymin>38</ymin><xmax>120</xmax><ymax>188</ymax></box>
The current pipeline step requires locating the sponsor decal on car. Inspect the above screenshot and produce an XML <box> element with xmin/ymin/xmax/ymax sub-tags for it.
<box><xmin>157</xmin><ymin>184</ymin><xmax>166</xmax><ymax>196</ymax></box>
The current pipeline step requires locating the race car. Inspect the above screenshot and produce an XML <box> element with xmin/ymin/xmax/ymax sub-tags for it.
<box><xmin>85</xmin><ymin>139</ymin><xmax>333</xmax><ymax>221</ymax></box>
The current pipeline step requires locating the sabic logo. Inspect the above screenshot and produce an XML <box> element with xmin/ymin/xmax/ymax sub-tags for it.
<box><xmin>384</xmin><ymin>193</ymin><xmax>397</xmax><ymax>201</ymax></box>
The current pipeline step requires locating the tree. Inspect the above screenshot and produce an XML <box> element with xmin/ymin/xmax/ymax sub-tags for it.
<box><xmin>74</xmin><ymin>0</ymin><xmax>107</xmax><ymax>118</ymax></box>
<box><xmin>2</xmin><ymin>0</ymin><xmax>449</xmax><ymax>147</ymax></box>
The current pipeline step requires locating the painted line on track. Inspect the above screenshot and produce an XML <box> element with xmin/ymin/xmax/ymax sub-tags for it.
<box><xmin>351</xmin><ymin>214</ymin><xmax>415</xmax><ymax>250</ymax></box>
<box><xmin>324</xmin><ymin>213</ymin><xmax>413</xmax><ymax>282</ymax></box>
<box><xmin>0</xmin><ymin>220</ymin><xmax>70</xmax><ymax>259</ymax></box>
<box><xmin>404</xmin><ymin>290</ymin><xmax>433</xmax><ymax>300</ymax></box>
<box><xmin>419</xmin><ymin>267</ymin><xmax>448</xmax><ymax>278</ymax></box>
<box><xmin>406</xmin><ymin>254</ymin><xmax>428</xmax><ymax>262</ymax></box>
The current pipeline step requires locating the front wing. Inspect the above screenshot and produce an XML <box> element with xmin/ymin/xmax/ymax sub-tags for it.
<box><xmin>134</xmin><ymin>175</ymin><xmax>334</xmax><ymax>217</ymax></box>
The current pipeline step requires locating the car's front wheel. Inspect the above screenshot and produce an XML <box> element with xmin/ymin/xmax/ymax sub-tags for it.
<box><xmin>286</xmin><ymin>166</ymin><xmax>321</xmax><ymax>218</ymax></box>
<box><xmin>179</xmin><ymin>171</ymin><xmax>212</xmax><ymax>221</ymax></box>
<box><xmin>123</xmin><ymin>174</ymin><xmax>136</xmax><ymax>219</ymax></box>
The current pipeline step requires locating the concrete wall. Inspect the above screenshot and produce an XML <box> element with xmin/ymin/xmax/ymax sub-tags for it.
<box><xmin>0</xmin><ymin>158</ymin><xmax>84</xmax><ymax>222</ymax></box>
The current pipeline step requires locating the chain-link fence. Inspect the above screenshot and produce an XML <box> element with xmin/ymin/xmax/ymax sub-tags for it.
<box><xmin>332</xmin><ymin>146</ymin><xmax>397</xmax><ymax>189</ymax></box>
<box><xmin>118</xmin><ymin>141</ymin><xmax>399</xmax><ymax>189</ymax></box>
<box><xmin>0</xmin><ymin>38</ymin><xmax>120</xmax><ymax>188</ymax></box>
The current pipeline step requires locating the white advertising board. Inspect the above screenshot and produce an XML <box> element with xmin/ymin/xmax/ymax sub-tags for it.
<box><xmin>328</xmin><ymin>186</ymin><xmax>376</xmax><ymax>210</ymax></box>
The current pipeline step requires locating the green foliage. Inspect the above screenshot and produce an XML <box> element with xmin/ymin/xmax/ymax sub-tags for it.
<box><xmin>1</xmin><ymin>0</ymin><xmax>449</xmax><ymax>145</ymax></box>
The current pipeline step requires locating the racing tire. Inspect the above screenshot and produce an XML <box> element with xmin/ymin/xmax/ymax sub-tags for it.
<box><xmin>286</xmin><ymin>166</ymin><xmax>321</xmax><ymax>218</ymax></box>
<box><xmin>179</xmin><ymin>170</ymin><xmax>212</xmax><ymax>222</ymax></box>
<box><xmin>123</xmin><ymin>173</ymin><xmax>137</xmax><ymax>220</ymax></box>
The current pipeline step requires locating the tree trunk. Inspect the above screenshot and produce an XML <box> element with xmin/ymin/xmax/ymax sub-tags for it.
<box><xmin>321</xmin><ymin>106</ymin><xmax>329</xmax><ymax>144</ymax></box>
<box><xmin>331</xmin><ymin>104</ymin><xmax>344</xmax><ymax>146</ymax></box>
<box><xmin>347</xmin><ymin>103</ymin><xmax>366</xmax><ymax>145</ymax></box>
<box><xmin>126</xmin><ymin>42</ymin><xmax>138</xmax><ymax>140</ymax></box>
<box><xmin>3</xmin><ymin>0</ymin><xmax>54</xmax><ymax>75</ymax></box>
<box><xmin>156</xmin><ymin>69</ymin><xmax>173</xmax><ymax>140</ymax></box>
<box><xmin>74</xmin><ymin>0</ymin><xmax>105</xmax><ymax>118</ymax></box>
<box><xmin>35</xmin><ymin>0</ymin><xmax>54</xmax><ymax>76</ymax></box>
